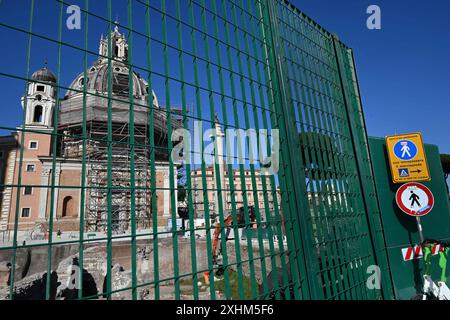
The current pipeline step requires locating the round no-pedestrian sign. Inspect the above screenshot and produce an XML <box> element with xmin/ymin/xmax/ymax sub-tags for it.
<box><xmin>395</xmin><ymin>182</ymin><xmax>434</xmax><ymax>217</ymax></box>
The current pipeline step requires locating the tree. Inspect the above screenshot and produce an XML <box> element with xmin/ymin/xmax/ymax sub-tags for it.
<box><xmin>441</xmin><ymin>154</ymin><xmax>450</xmax><ymax>195</ymax></box>
<box><xmin>298</xmin><ymin>132</ymin><xmax>336</xmax><ymax>177</ymax></box>
<box><xmin>441</xmin><ymin>154</ymin><xmax>450</xmax><ymax>174</ymax></box>
<box><xmin>177</xmin><ymin>163</ymin><xmax>187</xmax><ymax>202</ymax></box>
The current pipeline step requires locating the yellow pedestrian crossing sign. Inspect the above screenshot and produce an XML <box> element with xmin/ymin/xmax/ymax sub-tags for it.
<box><xmin>385</xmin><ymin>133</ymin><xmax>431</xmax><ymax>183</ymax></box>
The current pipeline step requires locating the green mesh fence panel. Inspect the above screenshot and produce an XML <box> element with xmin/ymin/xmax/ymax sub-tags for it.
<box><xmin>0</xmin><ymin>0</ymin><xmax>393</xmax><ymax>300</ymax></box>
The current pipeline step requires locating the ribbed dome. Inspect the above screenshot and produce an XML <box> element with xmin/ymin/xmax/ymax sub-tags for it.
<box><xmin>64</xmin><ymin>60</ymin><xmax>155</xmax><ymax>103</ymax></box>
<box><xmin>31</xmin><ymin>67</ymin><xmax>56</xmax><ymax>83</ymax></box>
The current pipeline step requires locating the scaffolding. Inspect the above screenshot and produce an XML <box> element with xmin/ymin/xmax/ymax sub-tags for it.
<box><xmin>58</xmin><ymin>100</ymin><xmax>182</xmax><ymax>233</ymax></box>
<box><xmin>59</xmin><ymin>120</ymin><xmax>148</xmax><ymax>232</ymax></box>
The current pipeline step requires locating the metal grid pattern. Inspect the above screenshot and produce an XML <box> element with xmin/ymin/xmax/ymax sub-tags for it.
<box><xmin>269</xmin><ymin>0</ymin><xmax>393</xmax><ymax>299</ymax></box>
<box><xmin>0</xmin><ymin>0</ymin><xmax>392</xmax><ymax>300</ymax></box>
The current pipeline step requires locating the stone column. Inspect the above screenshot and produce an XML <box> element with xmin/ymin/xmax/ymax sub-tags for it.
<box><xmin>0</xmin><ymin>150</ymin><xmax>17</xmax><ymax>231</ymax></box>
<box><xmin>173</xmin><ymin>166</ymin><xmax>178</xmax><ymax>215</ymax></box>
<box><xmin>213</xmin><ymin>120</ymin><xmax>226</xmax><ymax>216</ymax></box>
<box><xmin>52</xmin><ymin>168</ymin><xmax>61</xmax><ymax>221</ymax></box>
<box><xmin>163</xmin><ymin>168</ymin><xmax>170</xmax><ymax>218</ymax></box>
<box><xmin>38</xmin><ymin>167</ymin><xmax>50</xmax><ymax>220</ymax></box>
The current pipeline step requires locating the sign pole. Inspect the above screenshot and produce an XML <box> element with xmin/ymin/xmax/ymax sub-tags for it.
<box><xmin>415</xmin><ymin>216</ymin><xmax>424</xmax><ymax>243</ymax></box>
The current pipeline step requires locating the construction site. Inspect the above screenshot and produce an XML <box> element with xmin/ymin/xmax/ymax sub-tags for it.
<box><xmin>0</xmin><ymin>12</ymin><xmax>280</xmax><ymax>300</ymax></box>
<box><xmin>0</xmin><ymin>0</ymin><xmax>449</xmax><ymax>302</ymax></box>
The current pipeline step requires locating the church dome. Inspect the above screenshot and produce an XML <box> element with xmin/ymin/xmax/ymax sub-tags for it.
<box><xmin>64</xmin><ymin>60</ymin><xmax>154</xmax><ymax>102</ymax></box>
<box><xmin>63</xmin><ymin>23</ymin><xmax>158</xmax><ymax>105</ymax></box>
<box><xmin>31</xmin><ymin>67</ymin><xmax>56</xmax><ymax>83</ymax></box>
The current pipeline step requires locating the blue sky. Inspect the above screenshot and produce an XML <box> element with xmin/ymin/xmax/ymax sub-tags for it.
<box><xmin>292</xmin><ymin>0</ymin><xmax>450</xmax><ymax>154</ymax></box>
<box><xmin>0</xmin><ymin>0</ymin><xmax>448</xmax><ymax>156</ymax></box>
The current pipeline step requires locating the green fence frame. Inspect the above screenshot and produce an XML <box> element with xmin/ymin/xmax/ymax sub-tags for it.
<box><xmin>0</xmin><ymin>0</ymin><xmax>393</xmax><ymax>300</ymax></box>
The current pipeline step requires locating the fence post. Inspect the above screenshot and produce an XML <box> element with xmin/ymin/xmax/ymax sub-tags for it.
<box><xmin>331</xmin><ymin>35</ymin><xmax>394</xmax><ymax>299</ymax></box>
<box><xmin>348</xmin><ymin>48</ymin><xmax>395</xmax><ymax>299</ymax></box>
<box><xmin>259</xmin><ymin>0</ymin><xmax>325</xmax><ymax>299</ymax></box>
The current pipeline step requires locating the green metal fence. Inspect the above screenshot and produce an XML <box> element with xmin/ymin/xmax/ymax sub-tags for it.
<box><xmin>0</xmin><ymin>0</ymin><xmax>392</xmax><ymax>300</ymax></box>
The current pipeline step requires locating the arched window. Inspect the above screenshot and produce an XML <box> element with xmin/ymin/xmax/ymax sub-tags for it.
<box><xmin>33</xmin><ymin>105</ymin><xmax>43</xmax><ymax>123</ymax></box>
<box><xmin>62</xmin><ymin>196</ymin><xmax>74</xmax><ymax>218</ymax></box>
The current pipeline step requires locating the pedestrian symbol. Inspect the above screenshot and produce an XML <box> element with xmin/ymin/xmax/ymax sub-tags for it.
<box><xmin>401</xmin><ymin>142</ymin><xmax>411</xmax><ymax>157</ymax></box>
<box><xmin>398</xmin><ymin>168</ymin><xmax>409</xmax><ymax>177</ymax></box>
<box><xmin>393</xmin><ymin>140</ymin><xmax>417</xmax><ymax>160</ymax></box>
<box><xmin>409</xmin><ymin>190</ymin><xmax>421</xmax><ymax>208</ymax></box>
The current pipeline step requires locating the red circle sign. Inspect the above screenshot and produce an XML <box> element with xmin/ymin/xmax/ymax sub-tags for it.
<box><xmin>395</xmin><ymin>182</ymin><xmax>434</xmax><ymax>217</ymax></box>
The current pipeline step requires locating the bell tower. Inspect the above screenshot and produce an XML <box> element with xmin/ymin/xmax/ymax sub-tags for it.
<box><xmin>21</xmin><ymin>66</ymin><xmax>57</xmax><ymax>128</ymax></box>
<box><xmin>6</xmin><ymin>65</ymin><xmax>58</xmax><ymax>230</ymax></box>
<box><xmin>98</xmin><ymin>20</ymin><xmax>128</xmax><ymax>62</ymax></box>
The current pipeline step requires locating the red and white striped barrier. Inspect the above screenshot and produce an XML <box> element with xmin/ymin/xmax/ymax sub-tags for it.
<box><xmin>401</xmin><ymin>244</ymin><xmax>444</xmax><ymax>261</ymax></box>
